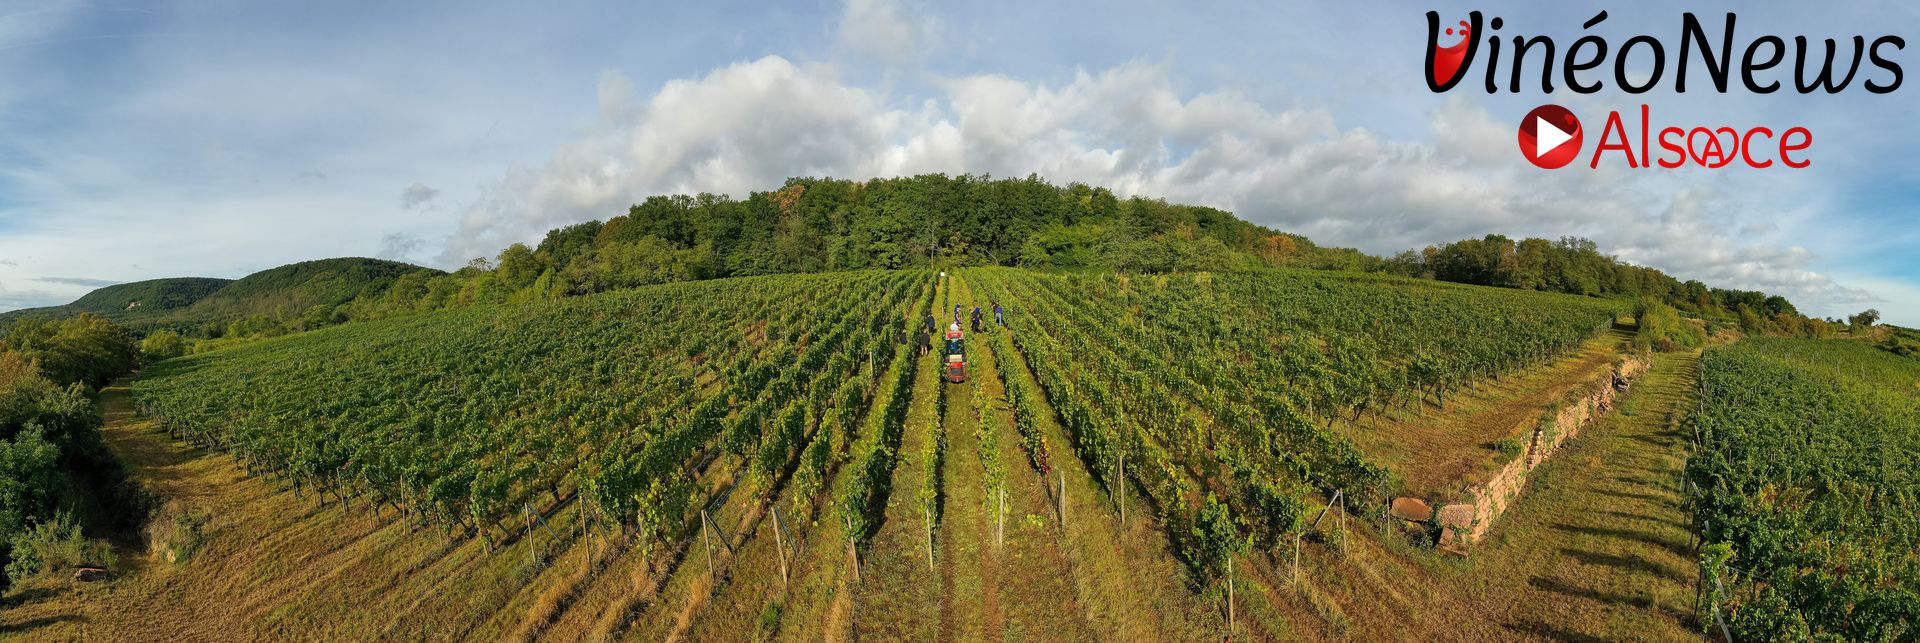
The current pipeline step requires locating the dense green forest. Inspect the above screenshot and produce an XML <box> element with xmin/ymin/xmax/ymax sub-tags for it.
<box><xmin>180</xmin><ymin>258</ymin><xmax>435</xmax><ymax>332</ymax></box>
<box><xmin>339</xmin><ymin>175</ymin><xmax>1371</xmax><ymax>318</ymax></box>
<box><xmin>1383</xmin><ymin>235</ymin><xmax>1807</xmax><ymax>330</ymax></box>
<box><xmin>0</xmin><ymin>314</ymin><xmax>140</xmax><ymax>592</ymax></box>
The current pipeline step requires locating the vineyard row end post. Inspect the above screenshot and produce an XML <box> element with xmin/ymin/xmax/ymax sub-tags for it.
<box><xmin>1059</xmin><ymin>469</ymin><xmax>1067</xmax><ymax>526</ymax></box>
<box><xmin>846</xmin><ymin>513</ymin><xmax>862</xmax><ymax>583</ymax></box>
<box><xmin>701</xmin><ymin>509</ymin><xmax>717</xmax><ymax>581</ymax></box>
<box><xmin>772</xmin><ymin>506</ymin><xmax>791</xmax><ymax>587</ymax></box>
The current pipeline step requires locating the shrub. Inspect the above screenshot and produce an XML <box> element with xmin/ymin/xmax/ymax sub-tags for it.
<box><xmin>1184</xmin><ymin>493</ymin><xmax>1248</xmax><ymax>584</ymax></box>
<box><xmin>145</xmin><ymin>500</ymin><xmax>212</xmax><ymax>564</ymax></box>
<box><xmin>756</xmin><ymin>603</ymin><xmax>782</xmax><ymax>636</ymax></box>
<box><xmin>1633</xmin><ymin>298</ymin><xmax>1704</xmax><ymax>352</ymax></box>
<box><xmin>1492</xmin><ymin>435</ymin><xmax>1526</xmax><ymax>459</ymax></box>
<box><xmin>140</xmin><ymin>330</ymin><xmax>190</xmax><ymax>363</ymax></box>
<box><xmin>6</xmin><ymin>512</ymin><xmax>116</xmax><ymax>583</ymax></box>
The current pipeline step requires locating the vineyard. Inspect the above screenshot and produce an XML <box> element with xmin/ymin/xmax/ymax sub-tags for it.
<box><xmin>1688</xmin><ymin>338</ymin><xmax>1920</xmax><ymax>641</ymax></box>
<box><xmin>137</xmin><ymin>270</ymin><xmax>923</xmax><ymax>547</ymax></box>
<box><xmin>966</xmin><ymin>268</ymin><xmax>1623</xmax><ymax>579</ymax></box>
<box><xmin>54</xmin><ymin>265</ymin><xmax>1672</xmax><ymax>640</ymax></box>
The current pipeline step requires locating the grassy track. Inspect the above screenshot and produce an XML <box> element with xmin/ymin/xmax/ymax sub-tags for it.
<box><xmin>849</xmin><ymin>278</ymin><xmax>948</xmax><ymax>639</ymax></box>
<box><xmin>1447</xmin><ymin>350</ymin><xmax>1702</xmax><ymax>640</ymax></box>
<box><xmin>1250</xmin><ymin>350</ymin><xmax>1703</xmax><ymax>641</ymax></box>
<box><xmin>934</xmin><ymin>276</ymin><xmax>998</xmax><ymax>640</ymax></box>
<box><xmin>974</xmin><ymin>278</ymin><xmax>1229</xmax><ymax>641</ymax></box>
<box><xmin>961</xmin><ymin>293</ymin><xmax>1099</xmax><ymax>642</ymax></box>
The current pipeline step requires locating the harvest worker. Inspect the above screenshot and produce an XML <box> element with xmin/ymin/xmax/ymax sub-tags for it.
<box><xmin>917</xmin><ymin>328</ymin><xmax>932</xmax><ymax>356</ymax></box>
<box><xmin>970</xmin><ymin>305</ymin><xmax>983</xmax><ymax>332</ymax></box>
<box><xmin>953</xmin><ymin>303</ymin><xmax>963</xmax><ymax>325</ymax></box>
<box><xmin>924</xmin><ymin>314</ymin><xmax>938</xmax><ymax>337</ymax></box>
<box><xmin>993</xmin><ymin>301</ymin><xmax>1005</xmax><ymax>327</ymax></box>
<box><xmin>895</xmin><ymin>328</ymin><xmax>907</xmax><ymax>347</ymax></box>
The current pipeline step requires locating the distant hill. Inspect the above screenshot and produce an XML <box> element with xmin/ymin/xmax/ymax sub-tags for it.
<box><xmin>0</xmin><ymin>277</ymin><xmax>232</xmax><ymax>326</ymax></box>
<box><xmin>2</xmin><ymin>258</ymin><xmax>440</xmax><ymax>335</ymax></box>
<box><xmin>179</xmin><ymin>258</ymin><xmax>438</xmax><ymax>325</ymax></box>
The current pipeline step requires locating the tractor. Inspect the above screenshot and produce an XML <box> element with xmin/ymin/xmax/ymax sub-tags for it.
<box><xmin>944</xmin><ymin>326</ymin><xmax>967</xmax><ymax>383</ymax></box>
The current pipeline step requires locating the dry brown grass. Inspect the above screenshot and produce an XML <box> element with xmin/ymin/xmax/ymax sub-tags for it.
<box><xmin>508</xmin><ymin>530</ymin><xmax>615</xmax><ymax>642</ymax></box>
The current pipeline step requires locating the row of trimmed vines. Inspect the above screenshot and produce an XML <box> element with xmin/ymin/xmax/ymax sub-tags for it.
<box><xmin>964</xmin><ymin>267</ymin><xmax>1621</xmax><ymax>580</ymax></box>
<box><xmin>1688</xmin><ymin>338</ymin><xmax>1920</xmax><ymax>641</ymax></box>
<box><xmin>136</xmin><ymin>271</ymin><xmax>931</xmax><ymax>553</ymax></box>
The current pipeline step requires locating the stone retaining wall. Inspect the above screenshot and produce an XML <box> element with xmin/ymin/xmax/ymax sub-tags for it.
<box><xmin>1406</xmin><ymin>355</ymin><xmax>1650</xmax><ymax>551</ymax></box>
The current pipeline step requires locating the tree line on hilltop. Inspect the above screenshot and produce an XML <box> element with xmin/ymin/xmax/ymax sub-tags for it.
<box><xmin>16</xmin><ymin>174</ymin><xmax>1855</xmax><ymax>344</ymax></box>
<box><xmin>333</xmin><ymin>175</ymin><xmax>1827</xmax><ymax>338</ymax></box>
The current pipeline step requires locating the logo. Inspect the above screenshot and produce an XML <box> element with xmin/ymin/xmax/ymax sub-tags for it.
<box><xmin>1421</xmin><ymin>11</ymin><xmax>1904</xmax><ymax>95</ymax></box>
<box><xmin>1424</xmin><ymin>14</ymin><xmax>1479</xmax><ymax>91</ymax></box>
<box><xmin>1518</xmin><ymin>105</ymin><xmax>1581</xmax><ymax>169</ymax></box>
<box><xmin>1427</xmin><ymin>10</ymin><xmax>1906</xmax><ymax>169</ymax></box>
<box><xmin>1514</xmin><ymin>104</ymin><xmax>1814</xmax><ymax>170</ymax></box>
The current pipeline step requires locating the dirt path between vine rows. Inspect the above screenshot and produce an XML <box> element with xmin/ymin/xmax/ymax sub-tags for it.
<box><xmin>1434</xmin><ymin>349</ymin><xmax>1703</xmax><ymax>641</ymax></box>
<box><xmin>1233</xmin><ymin>350</ymin><xmax>1702</xmax><ymax>642</ymax></box>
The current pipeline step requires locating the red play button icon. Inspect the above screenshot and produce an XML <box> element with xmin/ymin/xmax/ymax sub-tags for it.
<box><xmin>1518</xmin><ymin>104</ymin><xmax>1582</xmax><ymax>169</ymax></box>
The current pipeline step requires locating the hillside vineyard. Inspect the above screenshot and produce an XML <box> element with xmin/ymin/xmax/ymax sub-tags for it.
<box><xmin>131</xmin><ymin>268</ymin><xmax>1625</xmax><ymax>582</ymax></box>
<box><xmin>1688</xmin><ymin>338</ymin><xmax>1920</xmax><ymax>640</ymax></box>
<box><xmin>137</xmin><ymin>271</ymin><xmax>922</xmax><ymax>540</ymax></box>
<box><xmin>971</xmin><ymin>268</ymin><xmax>1621</xmax><ymax>566</ymax></box>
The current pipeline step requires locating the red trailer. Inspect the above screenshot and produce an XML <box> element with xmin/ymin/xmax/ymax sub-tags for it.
<box><xmin>945</xmin><ymin>327</ymin><xmax>967</xmax><ymax>383</ymax></box>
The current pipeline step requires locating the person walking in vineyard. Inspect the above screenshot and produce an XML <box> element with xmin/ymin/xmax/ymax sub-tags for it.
<box><xmin>917</xmin><ymin>327</ymin><xmax>932</xmax><ymax>356</ymax></box>
<box><xmin>993</xmin><ymin>301</ymin><xmax>1004</xmax><ymax>327</ymax></box>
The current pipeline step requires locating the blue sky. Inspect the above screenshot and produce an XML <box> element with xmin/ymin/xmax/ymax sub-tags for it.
<box><xmin>0</xmin><ymin>0</ymin><xmax>1914</xmax><ymax>324</ymax></box>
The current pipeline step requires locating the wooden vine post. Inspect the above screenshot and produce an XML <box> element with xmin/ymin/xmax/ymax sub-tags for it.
<box><xmin>846</xmin><ymin>514</ymin><xmax>862</xmax><ymax>582</ymax></box>
<box><xmin>997</xmin><ymin>487</ymin><xmax>1006</xmax><ymax>547</ymax></box>
<box><xmin>1338</xmin><ymin>493</ymin><xmax>1349</xmax><ymax>561</ymax></box>
<box><xmin>1294</xmin><ymin>489</ymin><xmax>1344</xmax><ymax>586</ymax></box>
<box><xmin>701</xmin><ymin>509</ymin><xmax>717</xmax><ymax>581</ymax></box>
<box><xmin>1227</xmin><ymin>557</ymin><xmax>1236</xmax><ymax>635</ymax></box>
<box><xmin>1291</xmin><ymin>531</ymin><xmax>1302</xmax><ymax>586</ymax></box>
<box><xmin>772</xmin><ymin>506</ymin><xmax>791</xmax><ymax>587</ymax></box>
<box><xmin>1059</xmin><ymin>470</ymin><xmax>1067</xmax><ymax>526</ymax></box>
<box><xmin>524</xmin><ymin>503</ymin><xmax>537</xmax><ymax>569</ymax></box>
